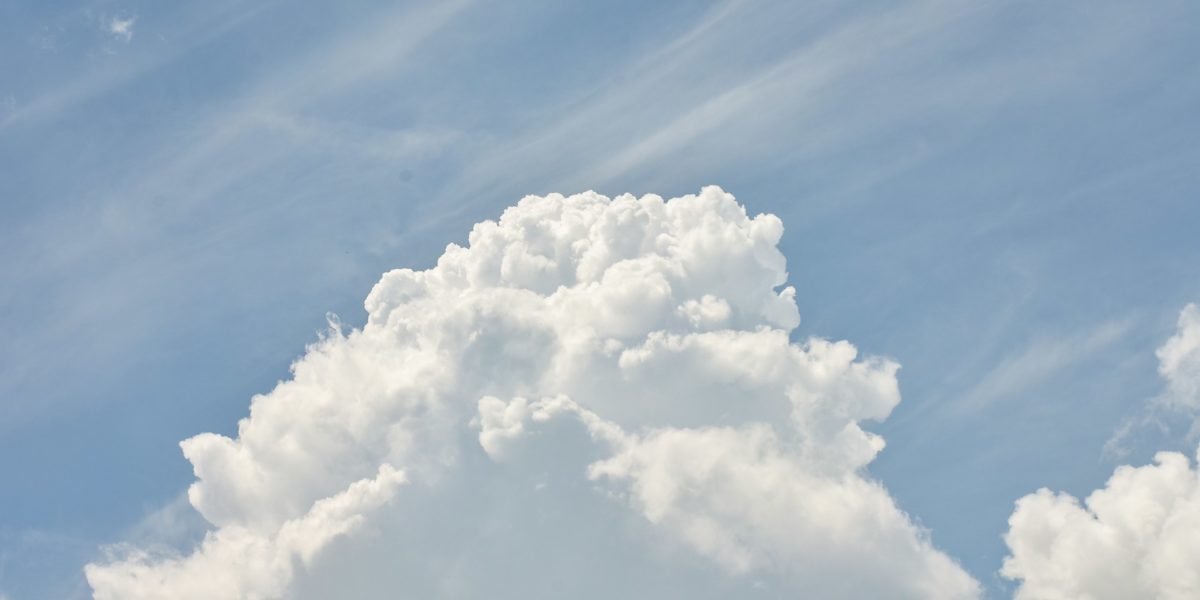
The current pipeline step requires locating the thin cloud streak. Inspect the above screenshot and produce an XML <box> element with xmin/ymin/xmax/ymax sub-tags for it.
<box><xmin>0</xmin><ymin>1</ymin><xmax>473</xmax><ymax>426</ymax></box>
<box><xmin>407</xmin><ymin>0</ymin><xmax>1163</xmax><ymax>237</ymax></box>
<box><xmin>937</xmin><ymin>318</ymin><xmax>1135</xmax><ymax>421</ymax></box>
<box><xmin>0</xmin><ymin>2</ymin><xmax>274</xmax><ymax>131</ymax></box>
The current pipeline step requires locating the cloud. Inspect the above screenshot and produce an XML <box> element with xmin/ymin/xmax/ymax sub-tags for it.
<box><xmin>86</xmin><ymin>187</ymin><xmax>976</xmax><ymax>598</ymax></box>
<box><xmin>1105</xmin><ymin>304</ymin><xmax>1200</xmax><ymax>458</ymax></box>
<box><xmin>480</xmin><ymin>393</ymin><xmax>977</xmax><ymax>597</ymax></box>
<box><xmin>1001</xmin><ymin>448</ymin><xmax>1200</xmax><ymax>599</ymax></box>
<box><xmin>85</xmin><ymin>466</ymin><xmax>405</xmax><ymax>600</ymax></box>
<box><xmin>1157</xmin><ymin>303</ymin><xmax>1200</xmax><ymax>415</ymax></box>
<box><xmin>1003</xmin><ymin>303</ymin><xmax>1200</xmax><ymax>598</ymax></box>
<box><xmin>107</xmin><ymin>16</ymin><xmax>136</xmax><ymax>42</ymax></box>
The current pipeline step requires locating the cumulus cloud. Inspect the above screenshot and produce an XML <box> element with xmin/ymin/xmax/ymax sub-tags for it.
<box><xmin>86</xmin><ymin>466</ymin><xmax>405</xmax><ymax>600</ymax></box>
<box><xmin>1003</xmin><ymin>303</ymin><xmax>1200</xmax><ymax>599</ymax></box>
<box><xmin>479</xmin><ymin>393</ymin><xmax>976</xmax><ymax>597</ymax></box>
<box><xmin>1002</xmin><ymin>448</ymin><xmax>1200</xmax><ymax>599</ymax></box>
<box><xmin>87</xmin><ymin>187</ymin><xmax>976</xmax><ymax>598</ymax></box>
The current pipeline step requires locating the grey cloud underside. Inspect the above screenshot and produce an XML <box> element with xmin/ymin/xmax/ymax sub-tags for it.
<box><xmin>86</xmin><ymin>187</ymin><xmax>977</xmax><ymax>598</ymax></box>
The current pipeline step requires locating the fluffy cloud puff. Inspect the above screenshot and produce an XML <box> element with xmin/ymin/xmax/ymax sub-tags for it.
<box><xmin>1001</xmin><ymin>449</ymin><xmax>1200</xmax><ymax>600</ymax></box>
<box><xmin>87</xmin><ymin>187</ymin><xmax>978</xmax><ymax>598</ymax></box>
<box><xmin>478</xmin><ymin>394</ymin><xmax>975</xmax><ymax>598</ymax></box>
<box><xmin>87</xmin><ymin>467</ymin><xmax>405</xmax><ymax>600</ymax></box>
<box><xmin>1002</xmin><ymin>304</ymin><xmax>1200</xmax><ymax>599</ymax></box>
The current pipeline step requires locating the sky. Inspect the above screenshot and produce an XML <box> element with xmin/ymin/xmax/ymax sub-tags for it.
<box><xmin>1</xmin><ymin>0</ymin><xmax>1199</xmax><ymax>598</ymax></box>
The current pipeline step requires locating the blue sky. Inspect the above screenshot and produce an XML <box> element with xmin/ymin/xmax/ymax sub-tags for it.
<box><xmin>1</xmin><ymin>1</ymin><xmax>1199</xmax><ymax>598</ymax></box>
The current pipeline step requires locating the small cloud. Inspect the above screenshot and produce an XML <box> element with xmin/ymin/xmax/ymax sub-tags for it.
<box><xmin>1106</xmin><ymin>302</ymin><xmax>1200</xmax><ymax>456</ymax></box>
<box><xmin>1006</xmin><ymin>302</ymin><xmax>1200</xmax><ymax>598</ymax></box>
<box><xmin>1157</xmin><ymin>303</ymin><xmax>1200</xmax><ymax>415</ymax></box>
<box><xmin>107</xmin><ymin>15</ymin><xmax>136</xmax><ymax>42</ymax></box>
<box><xmin>1003</xmin><ymin>447</ymin><xmax>1200</xmax><ymax>598</ymax></box>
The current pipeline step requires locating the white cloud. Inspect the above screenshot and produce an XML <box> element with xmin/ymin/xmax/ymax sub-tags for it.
<box><xmin>1002</xmin><ymin>448</ymin><xmax>1200</xmax><ymax>599</ymax></box>
<box><xmin>1105</xmin><ymin>304</ymin><xmax>1200</xmax><ymax>458</ymax></box>
<box><xmin>87</xmin><ymin>187</ymin><xmax>976</xmax><ymax>598</ymax></box>
<box><xmin>107</xmin><ymin>16</ymin><xmax>136</xmax><ymax>42</ymax></box>
<box><xmin>479</xmin><ymin>393</ymin><xmax>978</xmax><ymax>598</ymax></box>
<box><xmin>1158</xmin><ymin>303</ymin><xmax>1200</xmax><ymax>414</ymax></box>
<box><xmin>1003</xmin><ymin>303</ymin><xmax>1200</xmax><ymax>598</ymax></box>
<box><xmin>86</xmin><ymin>465</ymin><xmax>405</xmax><ymax>600</ymax></box>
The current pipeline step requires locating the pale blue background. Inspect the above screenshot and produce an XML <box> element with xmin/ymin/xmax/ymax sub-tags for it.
<box><xmin>1</xmin><ymin>1</ymin><xmax>1198</xmax><ymax>597</ymax></box>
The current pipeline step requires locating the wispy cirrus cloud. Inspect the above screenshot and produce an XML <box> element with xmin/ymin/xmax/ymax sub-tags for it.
<box><xmin>943</xmin><ymin>318</ymin><xmax>1135</xmax><ymax>419</ymax></box>
<box><xmin>0</xmin><ymin>0</ymin><xmax>472</xmax><ymax>428</ymax></box>
<box><xmin>1</xmin><ymin>2</ymin><xmax>273</xmax><ymax>130</ymax></box>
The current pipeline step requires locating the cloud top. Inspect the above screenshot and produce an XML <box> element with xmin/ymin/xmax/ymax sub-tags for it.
<box><xmin>87</xmin><ymin>187</ymin><xmax>976</xmax><ymax>598</ymax></box>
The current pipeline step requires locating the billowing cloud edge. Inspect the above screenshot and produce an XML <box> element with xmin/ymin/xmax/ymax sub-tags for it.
<box><xmin>86</xmin><ymin>186</ymin><xmax>978</xmax><ymax>599</ymax></box>
<box><xmin>1002</xmin><ymin>304</ymin><xmax>1200</xmax><ymax>599</ymax></box>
